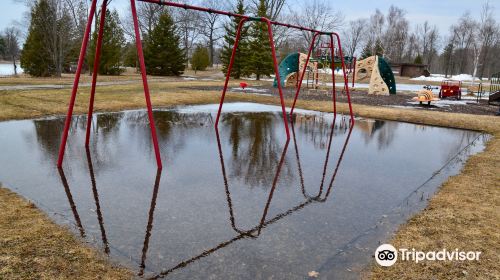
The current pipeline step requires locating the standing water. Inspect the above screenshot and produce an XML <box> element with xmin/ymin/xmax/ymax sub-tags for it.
<box><xmin>0</xmin><ymin>103</ymin><xmax>488</xmax><ymax>279</ymax></box>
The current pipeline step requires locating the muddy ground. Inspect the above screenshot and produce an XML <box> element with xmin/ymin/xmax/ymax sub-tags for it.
<box><xmin>181</xmin><ymin>85</ymin><xmax>499</xmax><ymax>116</ymax></box>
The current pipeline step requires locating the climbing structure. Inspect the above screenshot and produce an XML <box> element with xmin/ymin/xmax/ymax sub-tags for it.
<box><xmin>354</xmin><ymin>55</ymin><xmax>396</xmax><ymax>95</ymax></box>
<box><xmin>274</xmin><ymin>52</ymin><xmax>319</xmax><ymax>88</ymax></box>
<box><xmin>275</xmin><ymin>50</ymin><xmax>356</xmax><ymax>90</ymax></box>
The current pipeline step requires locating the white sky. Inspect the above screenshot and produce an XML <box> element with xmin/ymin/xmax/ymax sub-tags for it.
<box><xmin>0</xmin><ymin>0</ymin><xmax>489</xmax><ymax>40</ymax></box>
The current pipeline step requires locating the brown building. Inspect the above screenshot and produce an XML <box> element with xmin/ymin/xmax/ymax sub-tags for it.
<box><xmin>390</xmin><ymin>63</ymin><xmax>430</xmax><ymax>78</ymax></box>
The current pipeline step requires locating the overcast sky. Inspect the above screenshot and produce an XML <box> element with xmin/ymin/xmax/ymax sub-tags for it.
<box><xmin>0</xmin><ymin>0</ymin><xmax>487</xmax><ymax>39</ymax></box>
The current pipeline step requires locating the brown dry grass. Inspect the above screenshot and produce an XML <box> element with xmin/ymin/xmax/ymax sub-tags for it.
<box><xmin>0</xmin><ymin>186</ymin><xmax>133</xmax><ymax>280</ymax></box>
<box><xmin>0</xmin><ymin>76</ymin><xmax>498</xmax><ymax>279</ymax></box>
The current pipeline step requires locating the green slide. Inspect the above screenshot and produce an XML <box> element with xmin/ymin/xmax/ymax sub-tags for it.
<box><xmin>378</xmin><ymin>56</ymin><xmax>396</xmax><ymax>94</ymax></box>
<box><xmin>273</xmin><ymin>52</ymin><xmax>299</xmax><ymax>88</ymax></box>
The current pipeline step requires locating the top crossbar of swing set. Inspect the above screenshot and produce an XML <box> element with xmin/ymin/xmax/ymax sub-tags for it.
<box><xmin>56</xmin><ymin>0</ymin><xmax>354</xmax><ymax>170</ymax></box>
<box><xmin>142</xmin><ymin>0</ymin><xmax>334</xmax><ymax>34</ymax></box>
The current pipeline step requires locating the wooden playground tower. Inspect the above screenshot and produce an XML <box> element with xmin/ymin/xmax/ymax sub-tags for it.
<box><xmin>57</xmin><ymin>0</ymin><xmax>354</xmax><ymax>169</ymax></box>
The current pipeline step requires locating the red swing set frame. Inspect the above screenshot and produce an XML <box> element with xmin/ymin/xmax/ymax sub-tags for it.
<box><xmin>57</xmin><ymin>0</ymin><xmax>354</xmax><ymax>169</ymax></box>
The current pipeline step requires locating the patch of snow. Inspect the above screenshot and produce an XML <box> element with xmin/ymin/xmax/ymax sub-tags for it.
<box><xmin>200</xmin><ymin>78</ymin><xmax>219</xmax><ymax>81</ymax></box>
<box><xmin>183</xmin><ymin>77</ymin><xmax>197</xmax><ymax>80</ymax></box>
<box><xmin>410</xmin><ymin>74</ymin><xmax>488</xmax><ymax>82</ymax></box>
<box><xmin>172</xmin><ymin>102</ymin><xmax>315</xmax><ymax>114</ymax></box>
<box><xmin>407</xmin><ymin>99</ymin><xmax>474</xmax><ymax>108</ymax></box>
<box><xmin>385</xmin><ymin>105</ymin><xmax>423</xmax><ymax>110</ymax></box>
<box><xmin>0</xmin><ymin>63</ymin><xmax>24</xmax><ymax>76</ymax></box>
<box><xmin>231</xmin><ymin>87</ymin><xmax>269</xmax><ymax>93</ymax></box>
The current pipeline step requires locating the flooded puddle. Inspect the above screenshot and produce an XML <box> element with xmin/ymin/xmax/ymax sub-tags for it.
<box><xmin>0</xmin><ymin>103</ymin><xmax>488</xmax><ymax>279</ymax></box>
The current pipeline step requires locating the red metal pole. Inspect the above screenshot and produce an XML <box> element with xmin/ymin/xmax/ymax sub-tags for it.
<box><xmin>57</xmin><ymin>0</ymin><xmax>98</xmax><ymax>168</ymax></box>
<box><xmin>131</xmin><ymin>0</ymin><xmax>163</xmax><ymax>169</ymax></box>
<box><xmin>85</xmin><ymin>0</ymin><xmax>108</xmax><ymax>147</ymax></box>
<box><xmin>329</xmin><ymin>35</ymin><xmax>336</xmax><ymax>115</ymax></box>
<box><xmin>264</xmin><ymin>18</ymin><xmax>290</xmax><ymax>139</ymax></box>
<box><xmin>290</xmin><ymin>32</ymin><xmax>319</xmax><ymax>115</ymax></box>
<box><xmin>332</xmin><ymin>33</ymin><xmax>354</xmax><ymax>123</ymax></box>
<box><xmin>215</xmin><ymin>17</ymin><xmax>248</xmax><ymax>127</ymax></box>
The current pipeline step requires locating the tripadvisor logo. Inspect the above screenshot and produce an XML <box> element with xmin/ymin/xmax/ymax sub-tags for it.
<box><xmin>374</xmin><ymin>244</ymin><xmax>481</xmax><ymax>267</ymax></box>
<box><xmin>375</xmin><ymin>244</ymin><xmax>397</xmax><ymax>266</ymax></box>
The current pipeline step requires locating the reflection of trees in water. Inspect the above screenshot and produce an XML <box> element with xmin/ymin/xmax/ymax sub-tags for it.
<box><xmin>95</xmin><ymin>113</ymin><xmax>124</xmax><ymax>140</ymax></box>
<box><xmin>292</xmin><ymin>114</ymin><xmax>350</xmax><ymax>149</ymax></box>
<box><xmin>293</xmin><ymin>114</ymin><xmax>332</xmax><ymax>149</ymax></box>
<box><xmin>440</xmin><ymin>129</ymin><xmax>480</xmax><ymax>163</ymax></box>
<box><xmin>124</xmin><ymin>110</ymin><xmax>214</xmax><ymax>158</ymax></box>
<box><xmin>33</xmin><ymin>116</ymin><xmax>86</xmax><ymax>164</ymax></box>
<box><xmin>357</xmin><ymin>119</ymin><xmax>397</xmax><ymax>150</ymax></box>
<box><xmin>221</xmin><ymin>112</ymin><xmax>293</xmax><ymax>189</ymax></box>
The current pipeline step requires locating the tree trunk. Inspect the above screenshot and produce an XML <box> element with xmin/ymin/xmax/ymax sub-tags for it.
<box><xmin>12</xmin><ymin>56</ymin><xmax>17</xmax><ymax>75</ymax></box>
<box><xmin>209</xmin><ymin>30</ymin><xmax>214</xmax><ymax>67</ymax></box>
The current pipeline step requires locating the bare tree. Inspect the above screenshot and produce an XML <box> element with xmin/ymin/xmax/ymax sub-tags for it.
<box><xmin>173</xmin><ymin>6</ymin><xmax>203</xmax><ymax>64</ymax></box>
<box><xmin>3</xmin><ymin>27</ymin><xmax>21</xmax><ymax>75</ymax></box>
<box><xmin>368</xmin><ymin>9</ymin><xmax>384</xmax><ymax>54</ymax></box>
<box><xmin>290</xmin><ymin>0</ymin><xmax>344</xmax><ymax>48</ymax></box>
<box><xmin>450</xmin><ymin>12</ymin><xmax>477</xmax><ymax>74</ymax></box>
<box><xmin>415</xmin><ymin>21</ymin><xmax>439</xmax><ymax>66</ymax></box>
<box><xmin>250</xmin><ymin>0</ymin><xmax>286</xmax><ymax>21</ymax></box>
<box><xmin>200</xmin><ymin>0</ymin><xmax>225</xmax><ymax>66</ymax></box>
<box><xmin>63</xmin><ymin>0</ymin><xmax>88</xmax><ymax>35</ymax></box>
<box><xmin>342</xmin><ymin>19</ymin><xmax>367</xmax><ymax>58</ymax></box>
<box><xmin>477</xmin><ymin>1</ymin><xmax>499</xmax><ymax>78</ymax></box>
<box><xmin>382</xmin><ymin>6</ymin><xmax>408</xmax><ymax>62</ymax></box>
<box><xmin>122</xmin><ymin>1</ymin><xmax>166</xmax><ymax>40</ymax></box>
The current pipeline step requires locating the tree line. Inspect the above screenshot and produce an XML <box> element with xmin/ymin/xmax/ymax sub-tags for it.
<box><xmin>3</xmin><ymin>0</ymin><xmax>500</xmax><ymax>79</ymax></box>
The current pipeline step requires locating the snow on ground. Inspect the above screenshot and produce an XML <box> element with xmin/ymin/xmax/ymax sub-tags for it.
<box><xmin>317</xmin><ymin>68</ymin><xmax>348</xmax><ymax>75</ymax></box>
<box><xmin>410</xmin><ymin>74</ymin><xmax>488</xmax><ymax>83</ymax></box>
<box><xmin>231</xmin><ymin>87</ymin><xmax>269</xmax><ymax>93</ymax></box>
<box><xmin>407</xmin><ymin>99</ymin><xmax>475</xmax><ymax>108</ymax></box>
<box><xmin>324</xmin><ymin>82</ymin><xmax>438</xmax><ymax>93</ymax></box>
<box><xmin>242</xmin><ymin>77</ymin><xmax>275</xmax><ymax>82</ymax></box>
<box><xmin>0</xmin><ymin>63</ymin><xmax>24</xmax><ymax>76</ymax></box>
<box><xmin>172</xmin><ymin>102</ymin><xmax>314</xmax><ymax>115</ymax></box>
<box><xmin>183</xmin><ymin>77</ymin><xmax>197</xmax><ymax>80</ymax></box>
<box><xmin>231</xmin><ymin>87</ymin><xmax>270</xmax><ymax>95</ymax></box>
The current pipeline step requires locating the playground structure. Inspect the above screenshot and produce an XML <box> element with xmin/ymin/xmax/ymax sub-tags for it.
<box><xmin>439</xmin><ymin>80</ymin><xmax>462</xmax><ymax>100</ymax></box>
<box><xmin>273</xmin><ymin>49</ymin><xmax>356</xmax><ymax>90</ymax></box>
<box><xmin>56</xmin><ymin>0</ymin><xmax>353</xmax><ymax>169</ymax></box>
<box><xmin>354</xmin><ymin>55</ymin><xmax>396</xmax><ymax>95</ymax></box>
<box><xmin>489</xmin><ymin>71</ymin><xmax>500</xmax><ymax>106</ymax></box>
<box><xmin>412</xmin><ymin>85</ymin><xmax>439</xmax><ymax>105</ymax></box>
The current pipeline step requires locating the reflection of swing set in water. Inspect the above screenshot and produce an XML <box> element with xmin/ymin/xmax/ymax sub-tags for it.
<box><xmin>57</xmin><ymin>115</ymin><xmax>353</xmax><ymax>277</ymax></box>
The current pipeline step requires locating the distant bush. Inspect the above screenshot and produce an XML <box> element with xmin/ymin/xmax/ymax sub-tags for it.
<box><xmin>191</xmin><ymin>46</ymin><xmax>210</xmax><ymax>73</ymax></box>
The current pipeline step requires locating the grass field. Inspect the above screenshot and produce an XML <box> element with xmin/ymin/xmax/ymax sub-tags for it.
<box><xmin>0</xmin><ymin>72</ymin><xmax>498</xmax><ymax>279</ymax></box>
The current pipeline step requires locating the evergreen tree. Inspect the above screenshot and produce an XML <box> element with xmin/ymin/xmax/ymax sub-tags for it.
<box><xmin>374</xmin><ymin>39</ymin><xmax>384</xmax><ymax>57</ymax></box>
<box><xmin>122</xmin><ymin>42</ymin><xmax>138</xmax><ymax>68</ymax></box>
<box><xmin>20</xmin><ymin>0</ymin><xmax>54</xmax><ymax>77</ymax></box>
<box><xmin>247</xmin><ymin>0</ymin><xmax>274</xmax><ymax>80</ymax></box>
<box><xmin>360</xmin><ymin>39</ymin><xmax>373</xmax><ymax>59</ymax></box>
<box><xmin>442</xmin><ymin>42</ymin><xmax>454</xmax><ymax>77</ymax></box>
<box><xmin>21</xmin><ymin>0</ymin><xmax>77</xmax><ymax>76</ymax></box>
<box><xmin>220</xmin><ymin>0</ymin><xmax>250</xmax><ymax>79</ymax></box>
<box><xmin>144</xmin><ymin>11</ymin><xmax>184</xmax><ymax>76</ymax></box>
<box><xmin>413</xmin><ymin>54</ymin><xmax>423</xmax><ymax>64</ymax></box>
<box><xmin>191</xmin><ymin>45</ymin><xmax>210</xmax><ymax>73</ymax></box>
<box><xmin>88</xmin><ymin>9</ymin><xmax>125</xmax><ymax>75</ymax></box>
<box><xmin>0</xmin><ymin>36</ymin><xmax>6</xmax><ymax>58</ymax></box>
